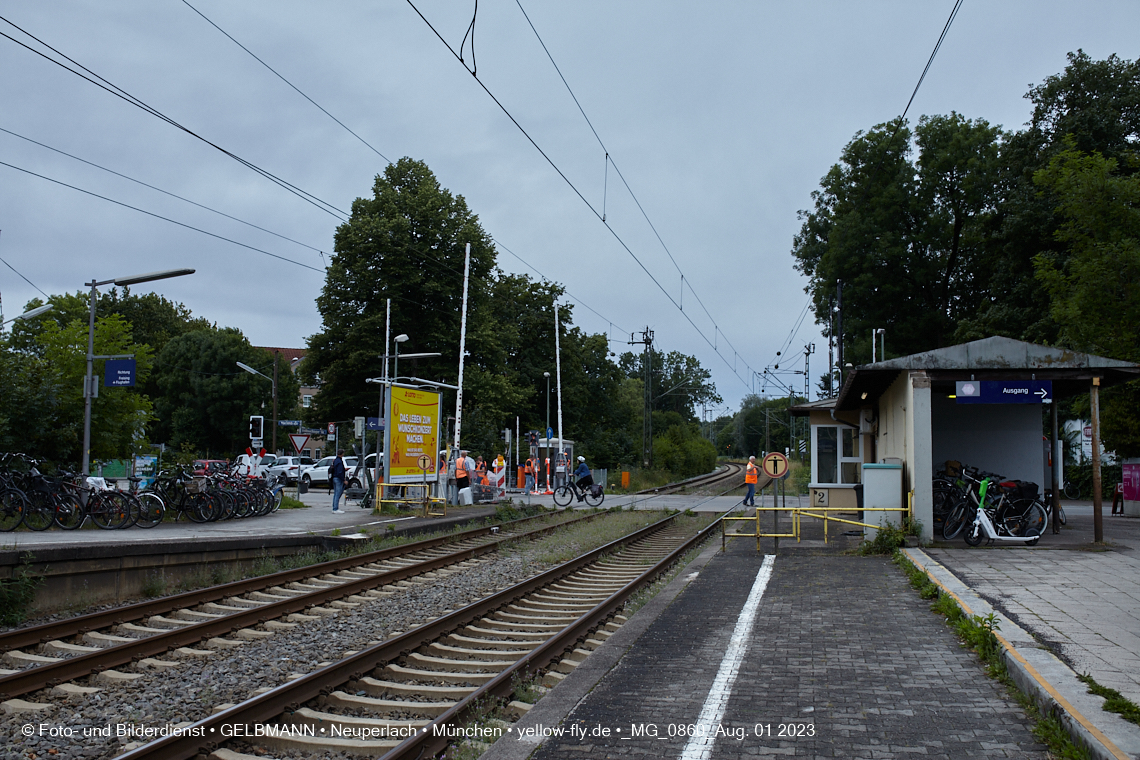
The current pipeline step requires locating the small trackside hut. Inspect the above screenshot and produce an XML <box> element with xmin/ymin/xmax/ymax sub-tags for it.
<box><xmin>793</xmin><ymin>337</ymin><xmax>1140</xmax><ymax>542</ymax></box>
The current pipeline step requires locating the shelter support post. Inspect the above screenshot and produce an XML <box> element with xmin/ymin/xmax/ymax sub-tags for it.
<box><xmin>1052</xmin><ymin>401</ymin><xmax>1061</xmax><ymax>534</ymax></box>
<box><xmin>1091</xmin><ymin>378</ymin><xmax>1103</xmax><ymax>543</ymax></box>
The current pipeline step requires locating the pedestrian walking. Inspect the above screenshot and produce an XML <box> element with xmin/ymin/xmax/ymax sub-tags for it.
<box><xmin>331</xmin><ymin>449</ymin><xmax>348</xmax><ymax>513</ymax></box>
<box><xmin>744</xmin><ymin>455</ymin><xmax>758</xmax><ymax>507</ymax></box>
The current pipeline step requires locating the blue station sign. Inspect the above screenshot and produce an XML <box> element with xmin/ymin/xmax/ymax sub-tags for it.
<box><xmin>955</xmin><ymin>380</ymin><xmax>1052</xmax><ymax>404</ymax></box>
<box><xmin>365</xmin><ymin>417</ymin><xmax>384</xmax><ymax>431</ymax></box>
<box><xmin>103</xmin><ymin>358</ymin><xmax>136</xmax><ymax>387</ymax></box>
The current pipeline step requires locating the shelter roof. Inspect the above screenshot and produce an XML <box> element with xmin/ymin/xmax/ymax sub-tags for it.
<box><xmin>789</xmin><ymin>397</ymin><xmax>838</xmax><ymax>417</ymax></box>
<box><xmin>835</xmin><ymin>337</ymin><xmax>1140</xmax><ymax>411</ymax></box>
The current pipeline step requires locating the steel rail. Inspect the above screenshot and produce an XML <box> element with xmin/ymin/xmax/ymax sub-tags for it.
<box><xmin>0</xmin><ymin>509</ymin><xmax>559</xmax><ymax>653</ymax></box>
<box><xmin>0</xmin><ymin>510</ymin><xmax>604</xmax><ymax>699</ymax></box>
<box><xmin>115</xmin><ymin>512</ymin><xmax>697</xmax><ymax>760</ymax></box>
<box><xmin>381</xmin><ymin>515</ymin><xmax>722</xmax><ymax>760</ymax></box>
<box><xmin>637</xmin><ymin>460</ymin><xmax>746</xmax><ymax>495</ymax></box>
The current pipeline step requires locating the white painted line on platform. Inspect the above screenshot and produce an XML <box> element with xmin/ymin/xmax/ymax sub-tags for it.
<box><xmin>679</xmin><ymin>554</ymin><xmax>775</xmax><ymax>760</ymax></box>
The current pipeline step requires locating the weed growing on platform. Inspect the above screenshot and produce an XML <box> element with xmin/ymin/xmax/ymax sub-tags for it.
<box><xmin>1078</xmin><ymin>674</ymin><xmax>1140</xmax><ymax>726</ymax></box>
<box><xmin>859</xmin><ymin>523</ymin><xmax>906</xmax><ymax>554</ymax></box>
<box><xmin>278</xmin><ymin>494</ymin><xmax>306</xmax><ymax>509</ymax></box>
<box><xmin>894</xmin><ymin>551</ymin><xmax>1090</xmax><ymax>760</ymax></box>
<box><xmin>0</xmin><ymin>559</ymin><xmax>42</xmax><ymax>626</ymax></box>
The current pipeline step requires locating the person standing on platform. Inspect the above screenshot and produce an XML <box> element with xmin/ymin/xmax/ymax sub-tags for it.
<box><xmin>524</xmin><ymin>456</ymin><xmax>536</xmax><ymax>493</ymax></box>
<box><xmin>456</xmin><ymin>450</ymin><xmax>471</xmax><ymax>492</ymax></box>
<box><xmin>331</xmin><ymin>450</ymin><xmax>348</xmax><ymax>513</ymax></box>
<box><xmin>744</xmin><ymin>455</ymin><xmax>758</xmax><ymax>507</ymax></box>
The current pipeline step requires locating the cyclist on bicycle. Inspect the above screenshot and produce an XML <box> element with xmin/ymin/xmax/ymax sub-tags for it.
<box><xmin>574</xmin><ymin>456</ymin><xmax>593</xmax><ymax>502</ymax></box>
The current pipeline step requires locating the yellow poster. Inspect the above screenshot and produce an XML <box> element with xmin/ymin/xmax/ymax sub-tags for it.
<box><xmin>387</xmin><ymin>385</ymin><xmax>440</xmax><ymax>482</ymax></box>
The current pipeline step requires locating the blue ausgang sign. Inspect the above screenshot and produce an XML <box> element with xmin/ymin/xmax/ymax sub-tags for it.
<box><xmin>104</xmin><ymin>358</ymin><xmax>136</xmax><ymax>387</ymax></box>
<box><xmin>366</xmin><ymin>417</ymin><xmax>384</xmax><ymax>431</ymax></box>
<box><xmin>956</xmin><ymin>380</ymin><xmax>1052</xmax><ymax>404</ymax></box>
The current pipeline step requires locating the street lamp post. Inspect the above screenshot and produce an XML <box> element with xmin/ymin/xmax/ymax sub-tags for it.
<box><xmin>236</xmin><ymin>358</ymin><xmax>278</xmax><ymax>452</ymax></box>
<box><xmin>82</xmin><ymin>268</ymin><xmax>194</xmax><ymax>475</ymax></box>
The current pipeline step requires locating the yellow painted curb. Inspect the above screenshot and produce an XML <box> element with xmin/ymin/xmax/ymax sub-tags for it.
<box><xmin>903</xmin><ymin>549</ymin><xmax>1131</xmax><ymax>760</ymax></box>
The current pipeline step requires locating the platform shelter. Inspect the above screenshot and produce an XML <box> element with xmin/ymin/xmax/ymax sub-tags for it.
<box><xmin>793</xmin><ymin>336</ymin><xmax>1140</xmax><ymax>542</ymax></box>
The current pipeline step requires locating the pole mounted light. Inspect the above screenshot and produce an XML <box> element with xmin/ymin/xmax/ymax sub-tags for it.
<box><xmin>82</xmin><ymin>268</ymin><xmax>194</xmax><ymax>475</ymax></box>
<box><xmin>1</xmin><ymin>303</ymin><xmax>54</xmax><ymax>326</ymax></box>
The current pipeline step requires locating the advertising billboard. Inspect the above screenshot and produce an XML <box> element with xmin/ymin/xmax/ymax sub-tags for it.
<box><xmin>385</xmin><ymin>385</ymin><xmax>441</xmax><ymax>483</ymax></box>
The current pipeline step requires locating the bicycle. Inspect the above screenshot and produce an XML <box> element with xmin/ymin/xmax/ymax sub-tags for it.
<box><xmin>552</xmin><ymin>479</ymin><xmax>605</xmax><ymax>508</ymax></box>
<box><xmin>960</xmin><ymin>476</ymin><xmax>1047</xmax><ymax>546</ymax></box>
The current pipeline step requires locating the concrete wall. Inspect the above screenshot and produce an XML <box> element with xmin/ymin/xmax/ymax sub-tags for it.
<box><xmin>931</xmin><ymin>393</ymin><xmax>1045</xmax><ymax>484</ymax></box>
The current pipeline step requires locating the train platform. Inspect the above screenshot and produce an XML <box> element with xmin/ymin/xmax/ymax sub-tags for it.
<box><xmin>487</xmin><ymin>516</ymin><xmax>1140</xmax><ymax>760</ymax></box>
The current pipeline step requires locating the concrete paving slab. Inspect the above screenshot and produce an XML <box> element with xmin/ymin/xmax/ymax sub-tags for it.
<box><xmin>906</xmin><ymin>547</ymin><xmax>1140</xmax><ymax>760</ymax></box>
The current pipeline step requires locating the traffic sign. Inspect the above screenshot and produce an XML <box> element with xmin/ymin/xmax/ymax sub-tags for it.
<box><xmin>104</xmin><ymin>358</ymin><xmax>136</xmax><ymax>387</ymax></box>
<box><xmin>546</xmin><ymin>427</ymin><xmax>553</xmax><ymax>440</ymax></box>
<box><xmin>418</xmin><ymin>455</ymin><xmax>433</xmax><ymax>471</ymax></box>
<box><xmin>289</xmin><ymin>434</ymin><xmax>310</xmax><ymax>453</ymax></box>
<box><xmin>955</xmin><ymin>380</ymin><xmax>1052</xmax><ymax>404</ymax></box>
<box><xmin>761</xmin><ymin>452</ymin><xmax>789</xmax><ymax>479</ymax></box>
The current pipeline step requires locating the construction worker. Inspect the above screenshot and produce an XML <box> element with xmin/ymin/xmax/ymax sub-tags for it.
<box><xmin>456</xmin><ymin>450</ymin><xmax>471</xmax><ymax>491</ymax></box>
<box><xmin>524</xmin><ymin>456</ymin><xmax>536</xmax><ymax>493</ymax></box>
<box><xmin>744</xmin><ymin>455</ymin><xmax>759</xmax><ymax>507</ymax></box>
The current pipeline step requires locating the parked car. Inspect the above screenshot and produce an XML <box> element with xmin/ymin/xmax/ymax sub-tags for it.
<box><xmin>301</xmin><ymin>456</ymin><xmax>360</xmax><ymax>488</ymax></box>
<box><xmin>352</xmin><ymin>453</ymin><xmax>383</xmax><ymax>485</ymax></box>
<box><xmin>192</xmin><ymin>459</ymin><xmax>228</xmax><ymax>476</ymax></box>
<box><xmin>266</xmin><ymin>455</ymin><xmax>315</xmax><ymax>484</ymax></box>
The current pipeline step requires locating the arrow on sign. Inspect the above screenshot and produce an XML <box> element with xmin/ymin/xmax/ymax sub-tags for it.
<box><xmin>289</xmin><ymin>434</ymin><xmax>310</xmax><ymax>453</ymax></box>
<box><xmin>1036</xmin><ymin>388</ymin><xmax>1049</xmax><ymax>400</ymax></box>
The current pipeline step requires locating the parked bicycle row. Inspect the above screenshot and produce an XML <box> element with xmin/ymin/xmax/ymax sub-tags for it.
<box><xmin>0</xmin><ymin>452</ymin><xmax>284</xmax><ymax>531</ymax></box>
<box><xmin>933</xmin><ymin>460</ymin><xmax>1061</xmax><ymax>545</ymax></box>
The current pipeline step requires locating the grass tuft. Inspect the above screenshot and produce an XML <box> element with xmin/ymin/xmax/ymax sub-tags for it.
<box><xmin>1078</xmin><ymin>674</ymin><xmax>1140</xmax><ymax>726</ymax></box>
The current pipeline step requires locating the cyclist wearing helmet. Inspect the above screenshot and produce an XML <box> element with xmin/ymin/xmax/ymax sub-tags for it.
<box><xmin>574</xmin><ymin>455</ymin><xmax>593</xmax><ymax>501</ymax></box>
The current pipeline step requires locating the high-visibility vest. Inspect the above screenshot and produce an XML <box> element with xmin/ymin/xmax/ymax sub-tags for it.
<box><xmin>456</xmin><ymin>458</ymin><xmax>468</xmax><ymax>478</ymax></box>
<box><xmin>745</xmin><ymin>462</ymin><xmax>758</xmax><ymax>484</ymax></box>
<box><xmin>525</xmin><ymin>459</ymin><xmax>534</xmax><ymax>474</ymax></box>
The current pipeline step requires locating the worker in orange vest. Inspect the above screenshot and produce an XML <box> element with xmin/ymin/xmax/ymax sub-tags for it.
<box><xmin>456</xmin><ymin>451</ymin><xmax>471</xmax><ymax>491</ymax></box>
<box><xmin>744</xmin><ymin>455</ymin><xmax>759</xmax><ymax>507</ymax></box>
<box><xmin>524</xmin><ymin>457</ymin><xmax>536</xmax><ymax>492</ymax></box>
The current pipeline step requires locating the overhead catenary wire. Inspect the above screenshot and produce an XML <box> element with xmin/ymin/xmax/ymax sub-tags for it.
<box><xmin>0</xmin><ymin>126</ymin><xmax>330</xmax><ymax>258</ymax></box>
<box><xmin>0</xmin><ymin>160</ymin><xmax>324</xmax><ymax>273</ymax></box>
<box><xmin>0</xmin><ymin>231</ymin><xmax>49</xmax><ymax>298</ymax></box>
<box><xmin>0</xmin><ymin>15</ymin><xmax>349</xmax><ymax>222</ymax></box>
<box><xmin>179</xmin><ymin>0</ymin><xmax>391</xmax><ymax>165</ymax></box>
<box><xmin>402</xmin><ymin>0</ymin><xmax>758</xmax><ymax>393</ymax></box>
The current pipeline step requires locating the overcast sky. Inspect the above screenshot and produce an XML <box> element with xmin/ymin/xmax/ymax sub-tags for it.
<box><xmin>2</xmin><ymin>1</ymin><xmax>1137</xmax><ymax>415</ymax></box>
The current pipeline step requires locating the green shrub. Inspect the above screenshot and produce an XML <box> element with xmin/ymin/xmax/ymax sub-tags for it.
<box><xmin>0</xmin><ymin>561</ymin><xmax>42</xmax><ymax>626</ymax></box>
<box><xmin>858</xmin><ymin>523</ymin><xmax>907</xmax><ymax>554</ymax></box>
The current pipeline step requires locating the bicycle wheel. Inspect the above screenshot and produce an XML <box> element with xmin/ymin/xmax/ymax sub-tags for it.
<box><xmin>941</xmin><ymin>500</ymin><xmax>971</xmax><ymax>541</ymax></box>
<box><xmin>53</xmin><ymin>492</ymin><xmax>85</xmax><ymax>530</ymax></box>
<box><xmin>0</xmin><ymin>489</ymin><xmax>25</xmax><ymax>531</ymax></box>
<box><xmin>134</xmin><ymin>491</ymin><xmax>166</xmax><ymax>528</ymax></box>
<box><xmin>552</xmin><ymin>485</ymin><xmax>574</xmax><ymax>507</ymax></box>
<box><xmin>999</xmin><ymin>500</ymin><xmax>1047</xmax><ymax>538</ymax></box>
<box><xmin>584</xmin><ymin>489</ymin><xmax>604</xmax><ymax>507</ymax></box>
<box><xmin>1063</xmin><ymin>481</ymin><xmax>1080</xmax><ymax>500</ymax></box>
<box><xmin>90</xmin><ymin>493</ymin><xmax>130</xmax><ymax>529</ymax></box>
<box><xmin>23</xmin><ymin>492</ymin><xmax>56</xmax><ymax>531</ymax></box>
<box><xmin>1057</xmin><ymin>503</ymin><xmax>1067</xmax><ymax>526</ymax></box>
<box><xmin>963</xmin><ymin>518</ymin><xmax>984</xmax><ymax>546</ymax></box>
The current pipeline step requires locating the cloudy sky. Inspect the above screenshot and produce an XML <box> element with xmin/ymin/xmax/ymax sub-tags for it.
<box><xmin>1</xmin><ymin>1</ymin><xmax>1137</xmax><ymax>414</ymax></box>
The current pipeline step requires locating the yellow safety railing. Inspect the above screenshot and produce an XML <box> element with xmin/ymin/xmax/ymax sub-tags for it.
<box><xmin>722</xmin><ymin>499</ymin><xmax>913</xmax><ymax>550</ymax></box>
<box><xmin>374</xmin><ymin>482</ymin><xmax>447</xmax><ymax>518</ymax></box>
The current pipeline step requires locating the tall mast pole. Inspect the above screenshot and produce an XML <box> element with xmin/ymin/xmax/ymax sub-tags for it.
<box><xmin>454</xmin><ymin>243</ymin><xmax>471</xmax><ymax>450</ymax></box>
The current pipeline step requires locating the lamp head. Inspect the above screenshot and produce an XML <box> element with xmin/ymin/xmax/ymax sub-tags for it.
<box><xmin>394</xmin><ymin>334</ymin><xmax>409</xmax><ymax>344</ymax></box>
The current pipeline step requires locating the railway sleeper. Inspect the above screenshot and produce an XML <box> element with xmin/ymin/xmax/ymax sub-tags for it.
<box><xmin>285</xmin><ymin>705</ymin><xmax>428</xmax><ymax>735</ymax></box>
<box><xmin>476</xmin><ymin>618</ymin><xmax>564</xmax><ymax>632</ymax></box>
<box><xmin>445</xmin><ymin>633</ymin><xmax>543</xmax><ymax>649</ymax></box>
<box><xmin>324</xmin><ymin>690</ymin><xmax>456</xmax><ymax>716</ymax></box>
<box><xmin>381</xmin><ymin>663</ymin><xmax>496</xmax><ymax>685</ymax></box>
<box><xmin>42</xmin><ymin>640</ymin><xmax>101</xmax><ymax>656</ymax></box>
<box><xmin>461</xmin><ymin>624</ymin><xmax>553</xmax><ymax>641</ymax></box>
<box><xmin>406</xmin><ymin>652</ymin><xmax>513</xmax><ymax>673</ymax></box>
<box><xmin>250</xmin><ymin>729</ymin><xmax>400</xmax><ymax>756</ymax></box>
<box><xmin>352</xmin><ymin>677</ymin><xmax>476</xmax><ymax>700</ymax></box>
<box><xmin>427</xmin><ymin>642</ymin><xmax>533</xmax><ymax>660</ymax></box>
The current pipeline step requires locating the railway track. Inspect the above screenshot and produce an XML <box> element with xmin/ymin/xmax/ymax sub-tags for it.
<box><xmin>113</xmin><ymin>511</ymin><xmax>716</xmax><ymax>760</ymax></box>
<box><xmin>636</xmin><ymin>460</ymin><xmax>752</xmax><ymax>495</ymax></box>
<box><xmin>0</xmin><ymin>509</ymin><xmax>601</xmax><ymax>701</ymax></box>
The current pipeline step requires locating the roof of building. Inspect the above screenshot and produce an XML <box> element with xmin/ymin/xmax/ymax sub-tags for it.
<box><xmin>834</xmin><ymin>336</ymin><xmax>1140</xmax><ymax>411</ymax></box>
<box><xmin>255</xmin><ymin>347</ymin><xmax>306</xmax><ymax>364</ymax></box>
